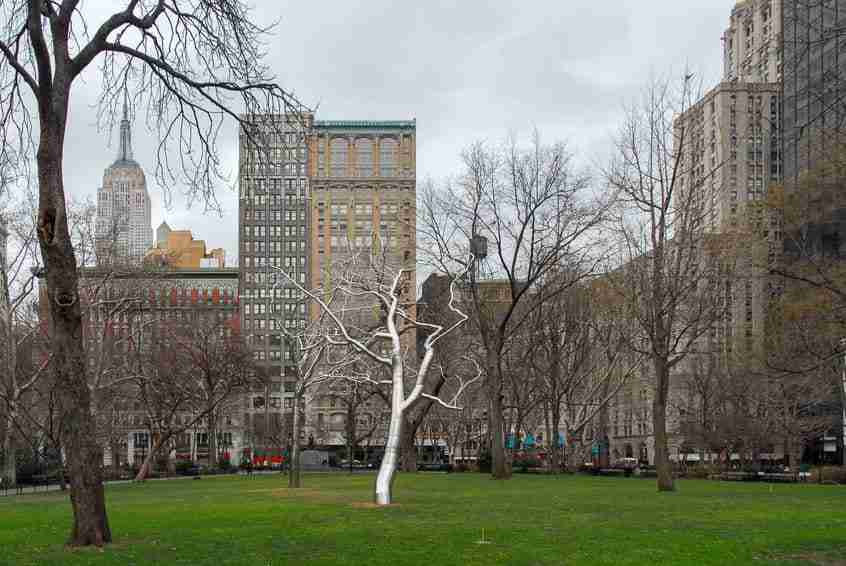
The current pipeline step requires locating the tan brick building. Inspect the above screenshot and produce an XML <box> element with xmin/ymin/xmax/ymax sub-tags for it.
<box><xmin>144</xmin><ymin>222</ymin><xmax>226</xmax><ymax>269</ymax></box>
<box><xmin>304</xmin><ymin>120</ymin><xmax>417</xmax><ymax>452</ymax></box>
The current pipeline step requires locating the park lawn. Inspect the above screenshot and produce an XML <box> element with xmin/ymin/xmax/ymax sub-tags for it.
<box><xmin>0</xmin><ymin>473</ymin><xmax>844</xmax><ymax>566</ymax></box>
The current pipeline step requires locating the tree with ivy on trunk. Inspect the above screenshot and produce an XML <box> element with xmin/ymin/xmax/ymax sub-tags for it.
<box><xmin>0</xmin><ymin>0</ymin><xmax>301</xmax><ymax>546</ymax></box>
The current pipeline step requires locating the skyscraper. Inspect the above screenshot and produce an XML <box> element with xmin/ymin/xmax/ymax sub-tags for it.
<box><xmin>238</xmin><ymin>113</ymin><xmax>313</xmax><ymax>444</ymax></box>
<box><xmin>782</xmin><ymin>0</ymin><xmax>846</xmax><ymax>185</ymax></box>
<box><xmin>237</xmin><ymin>115</ymin><xmax>417</xmax><ymax>453</ymax></box>
<box><xmin>96</xmin><ymin>100</ymin><xmax>153</xmax><ymax>265</ymax></box>
<box><xmin>304</xmin><ymin>120</ymin><xmax>417</xmax><ymax>450</ymax></box>
<box><xmin>723</xmin><ymin>0</ymin><xmax>783</xmax><ymax>84</ymax></box>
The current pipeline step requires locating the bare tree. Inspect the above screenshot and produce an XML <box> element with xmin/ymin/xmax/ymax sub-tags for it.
<box><xmin>278</xmin><ymin>318</ymin><xmax>330</xmax><ymax>489</ymax></box>
<box><xmin>0</xmin><ymin>170</ymin><xmax>51</xmax><ymax>489</ymax></box>
<box><xmin>0</xmin><ymin>0</ymin><xmax>302</xmax><ymax>545</ymax></box>
<box><xmin>273</xmin><ymin>250</ymin><xmax>477</xmax><ymax>505</ymax></box>
<box><xmin>528</xmin><ymin>275</ymin><xmax>639</xmax><ymax>472</ymax></box>
<box><xmin>131</xmin><ymin>315</ymin><xmax>257</xmax><ymax>480</ymax></box>
<box><xmin>419</xmin><ymin>131</ymin><xmax>607</xmax><ymax>480</ymax></box>
<box><xmin>603</xmin><ymin>76</ymin><xmax>738</xmax><ymax>491</ymax></box>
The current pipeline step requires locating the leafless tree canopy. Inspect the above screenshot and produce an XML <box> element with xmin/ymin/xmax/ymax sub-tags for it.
<box><xmin>0</xmin><ymin>0</ymin><xmax>306</xmax><ymax>209</ymax></box>
<box><xmin>0</xmin><ymin>0</ymin><xmax>303</xmax><ymax>547</ymax></box>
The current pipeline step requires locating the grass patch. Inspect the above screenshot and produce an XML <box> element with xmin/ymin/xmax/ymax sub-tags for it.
<box><xmin>0</xmin><ymin>473</ymin><xmax>844</xmax><ymax>565</ymax></box>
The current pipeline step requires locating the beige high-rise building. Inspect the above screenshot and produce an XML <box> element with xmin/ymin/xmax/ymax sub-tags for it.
<box><xmin>304</xmin><ymin>120</ymin><xmax>417</xmax><ymax>450</ymax></box>
<box><xmin>96</xmin><ymin>102</ymin><xmax>153</xmax><ymax>265</ymax></box>
<box><xmin>675</xmin><ymin>81</ymin><xmax>781</xmax><ymax>357</ymax></box>
<box><xmin>723</xmin><ymin>0</ymin><xmax>783</xmax><ymax>83</ymax></box>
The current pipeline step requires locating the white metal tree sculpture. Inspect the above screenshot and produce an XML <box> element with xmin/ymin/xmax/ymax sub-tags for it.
<box><xmin>272</xmin><ymin>253</ymin><xmax>478</xmax><ymax>505</ymax></box>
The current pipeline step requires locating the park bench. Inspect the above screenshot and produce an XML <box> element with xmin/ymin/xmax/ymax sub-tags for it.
<box><xmin>760</xmin><ymin>472</ymin><xmax>797</xmax><ymax>483</ymax></box>
<box><xmin>598</xmin><ymin>468</ymin><xmax>626</xmax><ymax>477</ymax></box>
<box><xmin>720</xmin><ymin>471</ymin><xmax>757</xmax><ymax>482</ymax></box>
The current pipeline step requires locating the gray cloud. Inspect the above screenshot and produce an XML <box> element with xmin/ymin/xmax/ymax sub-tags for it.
<box><xmin>58</xmin><ymin>1</ymin><xmax>736</xmax><ymax>264</ymax></box>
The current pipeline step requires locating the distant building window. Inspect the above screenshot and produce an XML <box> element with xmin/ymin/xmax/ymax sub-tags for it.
<box><xmin>330</xmin><ymin>138</ymin><xmax>347</xmax><ymax>177</ymax></box>
<box><xmin>379</xmin><ymin>138</ymin><xmax>397</xmax><ymax>177</ymax></box>
<box><xmin>356</xmin><ymin>138</ymin><xmax>373</xmax><ymax>177</ymax></box>
<box><xmin>317</xmin><ymin>140</ymin><xmax>325</xmax><ymax>177</ymax></box>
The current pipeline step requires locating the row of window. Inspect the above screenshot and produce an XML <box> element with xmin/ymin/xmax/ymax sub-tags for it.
<box><xmin>251</xmin><ymin>396</ymin><xmax>296</xmax><ymax>409</ymax></box>
<box><xmin>316</xmin><ymin>137</ymin><xmax>401</xmax><ymax>178</ymax></box>
<box><xmin>244</xmin><ymin>302</ymin><xmax>306</xmax><ymax>315</ymax></box>
<box><xmin>243</xmin><ymin>318</ymin><xmax>306</xmax><ymax>331</ymax></box>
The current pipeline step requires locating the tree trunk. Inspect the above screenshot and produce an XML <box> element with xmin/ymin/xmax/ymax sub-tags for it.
<box><xmin>549</xmin><ymin>402</ymin><xmax>562</xmax><ymax>474</ymax></box>
<box><xmin>487</xmin><ymin>351</ymin><xmax>510</xmax><ymax>480</ymax></box>
<box><xmin>543</xmin><ymin>402</ymin><xmax>558</xmax><ymax>474</ymax></box>
<box><xmin>37</xmin><ymin>124</ymin><xmax>111</xmax><ymax>546</ymax></box>
<box><xmin>652</xmin><ymin>357</ymin><xmax>675</xmax><ymax>492</ymax></box>
<box><xmin>207</xmin><ymin>412</ymin><xmax>217</xmax><ymax>469</ymax></box>
<box><xmin>135</xmin><ymin>437</ymin><xmax>165</xmax><ymax>482</ymax></box>
<box><xmin>399</xmin><ymin>415</ymin><xmax>419</xmax><ymax>472</ymax></box>
<box><xmin>289</xmin><ymin>394</ymin><xmax>302</xmax><ymax>488</ymax></box>
<box><xmin>3</xmin><ymin>411</ymin><xmax>16</xmax><ymax>487</ymax></box>
<box><xmin>375</xmin><ymin>363</ymin><xmax>405</xmax><ymax>505</ymax></box>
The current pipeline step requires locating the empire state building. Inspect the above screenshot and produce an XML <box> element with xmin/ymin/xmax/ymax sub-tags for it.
<box><xmin>96</xmin><ymin>101</ymin><xmax>153</xmax><ymax>265</ymax></box>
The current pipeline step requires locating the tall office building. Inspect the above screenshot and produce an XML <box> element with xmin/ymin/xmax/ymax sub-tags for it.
<box><xmin>96</xmin><ymin>101</ymin><xmax>153</xmax><ymax>265</ymax></box>
<box><xmin>723</xmin><ymin>0</ymin><xmax>784</xmax><ymax>83</ymax></box>
<box><xmin>676</xmin><ymin>82</ymin><xmax>782</xmax><ymax>231</ymax></box>
<box><xmin>782</xmin><ymin>0</ymin><xmax>846</xmax><ymax>185</ymax></box>
<box><xmin>304</xmin><ymin>120</ymin><xmax>417</xmax><ymax>449</ymax></box>
<box><xmin>238</xmin><ymin>113</ymin><xmax>313</xmax><ymax>443</ymax></box>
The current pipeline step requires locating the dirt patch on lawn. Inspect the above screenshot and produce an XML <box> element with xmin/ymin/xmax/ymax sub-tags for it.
<box><xmin>349</xmin><ymin>502</ymin><xmax>401</xmax><ymax>509</ymax></box>
<box><xmin>770</xmin><ymin>552</ymin><xmax>846</xmax><ymax>565</ymax></box>
<box><xmin>247</xmin><ymin>487</ymin><xmax>393</xmax><ymax>508</ymax></box>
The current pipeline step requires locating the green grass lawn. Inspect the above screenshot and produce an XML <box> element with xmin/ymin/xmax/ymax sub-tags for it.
<box><xmin>1</xmin><ymin>473</ymin><xmax>844</xmax><ymax>566</ymax></box>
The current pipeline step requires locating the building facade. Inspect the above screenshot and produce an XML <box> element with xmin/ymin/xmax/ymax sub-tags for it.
<box><xmin>303</xmin><ymin>120</ymin><xmax>417</xmax><ymax>452</ymax></box>
<box><xmin>782</xmin><ymin>0</ymin><xmax>846</xmax><ymax>184</ymax></box>
<box><xmin>238</xmin><ymin>114</ymin><xmax>314</xmax><ymax>461</ymax></box>
<box><xmin>723</xmin><ymin>0</ymin><xmax>784</xmax><ymax>84</ymax></box>
<box><xmin>96</xmin><ymin>102</ymin><xmax>153</xmax><ymax>265</ymax></box>
<box><xmin>675</xmin><ymin>81</ymin><xmax>782</xmax><ymax>357</ymax></box>
<box><xmin>145</xmin><ymin>222</ymin><xmax>226</xmax><ymax>268</ymax></box>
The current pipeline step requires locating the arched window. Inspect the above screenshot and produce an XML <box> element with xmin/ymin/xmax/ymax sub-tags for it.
<box><xmin>317</xmin><ymin>137</ymin><xmax>326</xmax><ymax>177</ymax></box>
<box><xmin>355</xmin><ymin>138</ymin><xmax>373</xmax><ymax>177</ymax></box>
<box><xmin>330</xmin><ymin>138</ymin><xmax>347</xmax><ymax>177</ymax></box>
<box><xmin>379</xmin><ymin>137</ymin><xmax>398</xmax><ymax>177</ymax></box>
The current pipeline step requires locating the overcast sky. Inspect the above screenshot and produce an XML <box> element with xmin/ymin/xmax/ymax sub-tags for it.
<box><xmin>60</xmin><ymin>1</ymin><xmax>738</xmax><ymax>264</ymax></box>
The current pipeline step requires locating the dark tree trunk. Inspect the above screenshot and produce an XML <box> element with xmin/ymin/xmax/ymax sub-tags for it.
<box><xmin>37</xmin><ymin>115</ymin><xmax>111</xmax><ymax>546</ymax></box>
<box><xmin>289</xmin><ymin>394</ymin><xmax>301</xmax><ymax>488</ymax></box>
<box><xmin>3</xmin><ymin>412</ymin><xmax>17</xmax><ymax>487</ymax></box>
<box><xmin>652</xmin><ymin>357</ymin><xmax>675</xmax><ymax>492</ymax></box>
<box><xmin>489</xmin><ymin>376</ymin><xmax>510</xmax><ymax>479</ymax></box>
<box><xmin>207</xmin><ymin>412</ymin><xmax>218</xmax><ymax>469</ymax></box>
<box><xmin>549</xmin><ymin>401</ymin><xmax>563</xmax><ymax>474</ymax></box>
<box><xmin>400</xmin><ymin>416</ymin><xmax>418</xmax><ymax>472</ymax></box>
